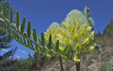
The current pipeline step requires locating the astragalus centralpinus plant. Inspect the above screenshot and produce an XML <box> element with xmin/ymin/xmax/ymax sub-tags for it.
<box><xmin>0</xmin><ymin>1</ymin><xmax>101</xmax><ymax>71</ymax></box>
<box><xmin>44</xmin><ymin>8</ymin><xmax>97</xmax><ymax>71</ymax></box>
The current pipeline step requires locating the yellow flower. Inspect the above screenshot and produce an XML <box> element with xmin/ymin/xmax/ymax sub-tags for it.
<box><xmin>77</xmin><ymin>22</ymin><xmax>80</xmax><ymax>30</ymax></box>
<box><xmin>71</xmin><ymin>26</ymin><xmax>75</xmax><ymax>34</ymax></box>
<box><xmin>46</xmin><ymin>54</ymin><xmax>52</xmax><ymax>57</ymax></box>
<box><xmin>86</xmin><ymin>26</ymin><xmax>92</xmax><ymax>32</ymax></box>
<box><xmin>89</xmin><ymin>31</ymin><xmax>94</xmax><ymax>40</ymax></box>
<box><xmin>86</xmin><ymin>46</ymin><xmax>95</xmax><ymax>54</ymax></box>
<box><xmin>81</xmin><ymin>24</ymin><xmax>86</xmax><ymax>28</ymax></box>
<box><xmin>47</xmin><ymin>30</ymin><xmax>49</xmax><ymax>33</ymax></box>
<box><xmin>82</xmin><ymin>38</ymin><xmax>90</xmax><ymax>45</ymax></box>
<box><xmin>64</xmin><ymin>38</ymin><xmax>71</xmax><ymax>45</ymax></box>
<box><xmin>61</xmin><ymin>30</ymin><xmax>67</xmax><ymax>37</ymax></box>
<box><xmin>57</xmin><ymin>28</ymin><xmax>62</xmax><ymax>32</ymax></box>
<box><xmin>62</xmin><ymin>22</ymin><xmax>67</xmax><ymax>28</ymax></box>
<box><xmin>75</xmin><ymin>44</ymin><xmax>81</xmax><ymax>54</ymax></box>
<box><xmin>59</xmin><ymin>47</ymin><xmax>64</xmax><ymax>51</ymax></box>
<box><xmin>74</xmin><ymin>56</ymin><xmax>80</xmax><ymax>64</ymax></box>
<box><xmin>45</xmin><ymin>36</ymin><xmax>48</xmax><ymax>41</ymax></box>
<box><xmin>80</xmin><ymin>28</ymin><xmax>86</xmax><ymax>36</ymax></box>
<box><xmin>44</xmin><ymin>32</ymin><xmax>48</xmax><ymax>36</ymax></box>
<box><xmin>44</xmin><ymin>9</ymin><xmax>96</xmax><ymax>59</ymax></box>
<box><xmin>73</xmin><ymin>34</ymin><xmax>79</xmax><ymax>41</ymax></box>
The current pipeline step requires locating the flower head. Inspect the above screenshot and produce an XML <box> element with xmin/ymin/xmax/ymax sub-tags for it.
<box><xmin>44</xmin><ymin>9</ymin><xmax>96</xmax><ymax>63</ymax></box>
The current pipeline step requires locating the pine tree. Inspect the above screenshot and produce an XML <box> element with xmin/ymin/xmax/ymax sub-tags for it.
<box><xmin>103</xmin><ymin>19</ymin><xmax>113</xmax><ymax>38</ymax></box>
<box><xmin>17</xmin><ymin>52</ymin><xmax>51</xmax><ymax>71</ymax></box>
<box><xmin>0</xmin><ymin>0</ymin><xmax>21</xmax><ymax>71</ymax></box>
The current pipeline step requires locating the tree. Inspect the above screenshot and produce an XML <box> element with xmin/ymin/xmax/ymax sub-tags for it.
<box><xmin>17</xmin><ymin>52</ymin><xmax>51</xmax><ymax>71</ymax></box>
<box><xmin>0</xmin><ymin>0</ymin><xmax>21</xmax><ymax>70</ymax></box>
<box><xmin>103</xmin><ymin>19</ymin><xmax>113</xmax><ymax>38</ymax></box>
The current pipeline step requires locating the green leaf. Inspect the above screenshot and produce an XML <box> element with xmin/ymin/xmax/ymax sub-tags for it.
<box><xmin>48</xmin><ymin>34</ymin><xmax>52</xmax><ymax>50</ymax></box>
<box><xmin>106</xmin><ymin>62</ymin><xmax>113</xmax><ymax>70</ymax></box>
<box><xmin>24</xmin><ymin>32</ymin><xmax>27</xmax><ymax>37</ymax></box>
<box><xmin>0</xmin><ymin>6</ymin><xmax>1</xmax><ymax>14</ymax></box>
<box><xmin>27</xmin><ymin>40</ymin><xmax>30</xmax><ymax>46</ymax></box>
<box><xmin>95</xmin><ymin>45</ymin><xmax>101</xmax><ymax>53</ymax></box>
<box><xmin>84</xmin><ymin>6</ymin><xmax>90</xmax><ymax>19</ymax></box>
<box><xmin>69</xmin><ymin>53</ymin><xmax>72</xmax><ymax>59</ymax></box>
<box><xmin>41</xmin><ymin>32</ymin><xmax>45</xmax><ymax>48</ymax></box>
<box><xmin>3</xmin><ymin>24</ymin><xmax>6</xmax><ymax>30</ymax></box>
<box><xmin>35</xmin><ymin>45</ymin><xmax>39</xmax><ymax>52</ymax></box>
<box><xmin>55</xmin><ymin>40</ymin><xmax>59</xmax><ymax>52</ymax></box>
<box><xmin>16</xmin><ymin>33</ymin><xmax>19</xmax><ymax>40</ymax></box>
<box><xmin>9</xmin><ymin>6</ymin><xmax>13</xmax><ymax>23</ymax></box>
<box><xmin>2</xmin><ymin>1</ymin><xmax>6</xmax><ymax>18</ymax></box>
<box><xmin>32</xmin><ymin>28</ymin><xmax>37</xmax><ymax>43</ymax></box>
<box><xmin>30</xmin><ymin>42</ymin><xmax>33</xmax><ymax>48</ymax></box>
<box><xmin>21</xmin><ymin>17</ymin><xmax>26</xmax><ymax>33</ymax></box>
<box><xmin>23</xmin><ymin>37</ymin><xmax>26</xmax><ymax>45</ymax></box>
<box><xmin>7</xmin><ymin>28</ymin><xmax>11</xmax><ymax>35</ymax></box>
<box><xmin>15</xmin><ymin>11</ymin><xmax>19</xmax><ymax>29</ymax></box>
<box><xmin>49</xmin><ymin>57</ymin><xmax>55</xmax><ymax>61</ymax></box>
<box><xmin>93</xmin><ymin>38</ymin><xmax>98</xmax><ymax>43</ymax></box>
<box><xmin>12</xmin><ymin>30</ymin><xmax>14</xmax><ymax>37</ymax></box>
<box><xmin>27</xmin><ymin>21</ymin><xmax>31</xmax><ymax>38</ymax></box>
<box><xmin>62</xmin><ymin>46</ymin><xmax>68</xmax><ymax>55</ymax></box>
<box><xmin>19</xmin><ymin>36</ymin><xmax>22</xmax><ymax>42</ymax></box>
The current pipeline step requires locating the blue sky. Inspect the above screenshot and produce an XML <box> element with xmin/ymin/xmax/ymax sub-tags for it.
<box><xmin>1</xmin><ymin>0</ymin><xmax>113</xmax><ymax>59</ymax></box>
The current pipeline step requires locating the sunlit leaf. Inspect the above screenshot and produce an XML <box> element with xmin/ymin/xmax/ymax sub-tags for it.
<box><xmin>7</xmin><ymin>28</ymin><xmax>11</xmax><ymax>35</ymax></box>
<box><xmin>12</xmin><ymin>30</ymin><xmax>14</xmax><ymax>37</ymax></box>
<box><xmin>19</xmin><ymin>36</ymin><xmax>22</xmax><ymax>42</ymax></box>
<box><xmin>21</xmin><ymin>17</ymin><xmax>26</xmax><ymax>33</ymax></box>
<box><xmin>0</xmin><ymin>6</ymin><xmax>1</xmax><ymax>14</ymax></box>
<box><xmin>23</xmin><ymin>37</ymin><xmax>26</xmax><ymax>45</ymax></box>
<box><xmin>48</xmin><ymin>34</ymin><xmax>52</xmax><ymax>50</ymax></box>
<box><xmin>32</xmin><ymin>28</ymin><xmax>37</xmax><ymax>43</ymax></box>
<box><xmin>41</xmin><ymin>32</ymin><xmax>45</xmax><ymax>48</ymax></box>
<box><xmin>2</xmin><ymin>1</ymin><xmax>6</xmax><ymax>18</ymax></box>
<box><xmin>15</xmin><ymin>11</ymin><xmax>19</xmax><ymax>29</ymax></box>
<box><xmin>27</xmin><ymin>40</ymin><xmax>30</xmax><ymax>46</ymax></box>
<box><xmin>69</xmin><ymin>53</ymin><xmax>72</xmax><ymax>59</ymax></box>
<box><xmin>30</xmin><ymin>42</ymin><xmax>33</xmax><ymax>48</ymax></box>
<box><xmin>9</xmin><ymin>6</ymin><xmax>13</xmax><ymax>23</ymax></box>
<box><xmin>62</xmin><ymin>46</ymin><xmax>68</xmax><ymax>55</ymax></box>
<box><xmin>55</xmin><ymin>40</ymin><xmax>59</xmax><ymax>52</ymax></box>
<box><xmin>27</xmin><ymin>21</ymin><xmax>31</xmax><ymax>38</ymax></box>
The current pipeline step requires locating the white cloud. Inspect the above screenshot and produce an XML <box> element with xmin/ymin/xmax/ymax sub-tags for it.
<box><xmin>18</xmin><ymin>49</ymin><xmax>28</xmax><ymax>54</ymax></box>
<box><xmin>2</xmin><ymin>49</ymin><xmax>8</xmax><ymax>52</ymax></box>
<box><xmin>14</xmin><ymin>55</ymin><xmax>21</xmax><ymax>58</ymax></box>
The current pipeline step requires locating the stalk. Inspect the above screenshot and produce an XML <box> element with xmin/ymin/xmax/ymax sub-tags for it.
<box><xmin>59</xmin><ymin>56</ymin><xmax>65</xmax><ymax>71</ymax></box>
<box><xmin>75</xmin><ymin>62</ymin><xmax>80</xmax><ymax>71</ymax></box>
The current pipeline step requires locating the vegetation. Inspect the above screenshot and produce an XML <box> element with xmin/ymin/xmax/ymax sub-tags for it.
<box><xmin>0</xmin><ymin>1</ymin><xmax>113</xmax><ymax>71</ymax></box>
<box><xmin>0</xmin><ymin>0</ymin><xmax>21</xmax><ymax>71</ymax></box>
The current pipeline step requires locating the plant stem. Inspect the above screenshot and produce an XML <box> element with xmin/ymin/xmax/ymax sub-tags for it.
<box><xmin>59</xmin><ymin>56</ymin><xmax>65</xmax><ymax>71</ymax></box>
<box><xmin>75</xmin><ymin>62</ymin><xmax>80</xmax><ymax>71</ymax></box>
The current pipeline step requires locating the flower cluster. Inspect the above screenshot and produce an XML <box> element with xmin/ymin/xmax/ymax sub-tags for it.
<box><xmin>44</xmin><ymin>9</ymin><xmax>96</xmax><ymax>64</ymax></box>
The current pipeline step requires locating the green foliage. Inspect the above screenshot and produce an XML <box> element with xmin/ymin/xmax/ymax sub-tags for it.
<box><xmin>48</xmin><ymin>34</ymin><xmax>52</xmax><ymax>50</ymax></box>
<box><xmin>9</xmin><ymin>6</ymin><xmax>13</xmax><ymax>23</ymax></box>
<box><xmin>15</xmin><ymin>11</ymin><xmax>19</xmax><ymax>29</ymax></box>
<box><xmin>0</xmin><ymin>1</ymin><xmax>71</xmax><ymax>63</ymax></box>
<box><xmin>0</xmin><ymin>0</ymin><xmax>21</xmax><ymax>70</ymax></box>
<box><xmin>103</xmin><ymin>19</ymin><xmax>113</xmax><ymax>38</ymax></box>
<box><xmin>55</xmin><ymin>40</ymin><xmax>59</xmax><ymax>52</ymax></box>
<box><xmin>106</xmin><ymin>51</ymin><xmax>113</xmax><ymax>71</ymax></box>
<box><xmin>17</xmin><ymin>52</ymin><xmax>51</xmax><ymax>71</ymax></box>
<box><xmin>2</xmin><ymin>1</ymin><xmax>6</xmax><ymax>18</ymax></box>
